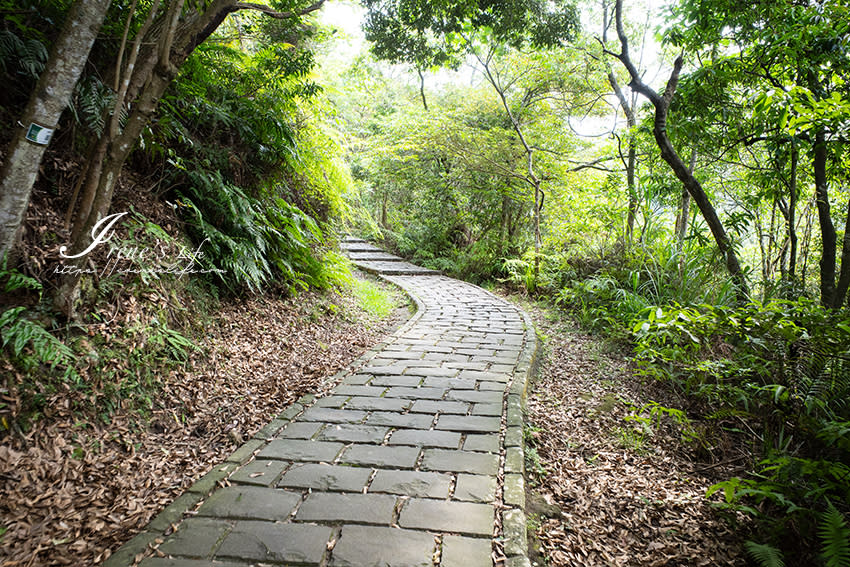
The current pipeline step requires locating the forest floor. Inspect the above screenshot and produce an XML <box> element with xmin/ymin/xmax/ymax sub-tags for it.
<box><xmin>0</xmin><ymin>275</ymin><xmax>410</xmax><ymax>567</ymax></box>
<box><xmin>512</xmin><ymin>294</ymin><xmax>750</xmax><ymax>567</ymax></box>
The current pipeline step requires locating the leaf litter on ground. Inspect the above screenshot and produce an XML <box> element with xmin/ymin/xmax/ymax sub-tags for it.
<box><xmin>0</xmin><ymin>275</ymin><xmax>409</xmax><ymax>566</ymax></box>
<box><xmin>512</xmin><ymin>296</ymin><xmax>749</xmax><ymax>567</ymax></box>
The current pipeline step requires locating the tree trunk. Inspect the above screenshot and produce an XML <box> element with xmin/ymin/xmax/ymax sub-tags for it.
<box><xmin>675</xmin><ymin>149</ymin><xmax>695</xmax><ymax>245</ymax></box>
<box><xmin>832</xmin><ymin>196</ymin><xmax>850</xmax><ymax>309</ymax></box>
<box><xmin>610</xmin><ymin>0</ymin><xmax>748</xmax><ymax>300</ymax></box>
<box><xmin>813</xmin><ymin>131</ymin><xmax>836</xmax><ymax>307</ymax></box>
<box><xmin>0</xmin><ymin>0</ymin><xmax>112</xmax><ymax>258</ymax></box>
<box><xmin>787</xmin><ymin>145</ymin><xmax>798</xmax><ymax>281</ymax></box>
<box><xmin>417</xmin><ymin>68</ymin><xmax>428</xmax><ymax>111</ymax></box>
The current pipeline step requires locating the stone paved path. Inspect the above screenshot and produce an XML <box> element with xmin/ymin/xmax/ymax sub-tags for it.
<box><xmin>105</xmin><ymin>239</ymin><xmax>536</xmax><ymax>567</ymax></box>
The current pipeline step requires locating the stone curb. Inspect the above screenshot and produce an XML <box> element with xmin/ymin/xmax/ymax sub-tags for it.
<box><xmin>102</xmin><ymin>268</ymin><xmax>425</xmax><ymax>567</ymax></box>
<box><xmin>500</xmin><ymin>307</ymin><xmax>540</xmax><ymax>567</ymax></box>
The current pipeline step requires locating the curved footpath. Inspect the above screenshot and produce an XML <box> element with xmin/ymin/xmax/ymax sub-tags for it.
<box><xmin>104</xmin><ymin>238</ymin><xmax>538</xmax><ymax>567</ymax></box>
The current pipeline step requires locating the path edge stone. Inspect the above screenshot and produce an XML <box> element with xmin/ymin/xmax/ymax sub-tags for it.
<box><xmin>102</xmin><ymin>267</ymin><xmax>424</xmax><ymax>567</ymax></box>
<box><xmin>501</xmin><ymin>305</ymin><xmax>540</xmax><ymax>567</ymax></box>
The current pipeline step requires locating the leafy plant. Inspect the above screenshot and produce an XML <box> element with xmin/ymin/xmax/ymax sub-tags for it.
<box><xmin>745</xmin><ymin>541</ymin><xmax>785</xmax><ymax>567</ymax></box>
<box><xmin>819</xmin><ymin>502</ymin><xmax>850</xmax><ymax>567</ymax></box>
<box><xmin>0</xmin><ymin>307</ymin><xmax>75</xmax><ymax>374</ymax></box>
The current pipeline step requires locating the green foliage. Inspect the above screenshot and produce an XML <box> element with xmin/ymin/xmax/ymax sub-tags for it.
<box><xmin>362</xmin><ymin>0</ymin><xmax>581</xmax><ymax>72</ymax></box>
<box><xmin>819</xmin><ymin>502</ymin><xmax>850</xmax><ymax>567</ymax></box>
<box><xmin>176</xmin><ymin>168</ymin><xmax>329</xmax><ymax>294</ymax></box>
<box><xmin>70</xmin><ymin>76</ymin><xmax>117</xmax><ymax>137</ymax></box>
<box><xmin>745</xmin><ymin>542</ymin><xmax>785</xmax><ymax>567</ymax></box>
<box><xmin>631</xmin><ymin>297</ymin><xmax>850</xmax><ymax>563</ymax></box>
<box><xmin>0</xmin><ymin>259</ymin><xmax>75</xmax><ymax>378</ymax></box>
<box><xmin>0</xmin><ymin>28</ymin><xmax>47</xmax><ymax>78</ymax></box>
<box><xmin>0</xmin><ymin>307</ymin><xmax>75</xmax><ymax>374</ymax></box>
<box><xmin>145</xmin><ymin>36</ymin><xmax>353</xmax><ymax>295</ymax></box>
<box><xmin>349</xmin><ymin>276</ymin><xmax>401</xmax><ymax>319</ymax></box>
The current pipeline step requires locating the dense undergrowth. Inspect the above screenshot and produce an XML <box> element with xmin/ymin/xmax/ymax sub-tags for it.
<box><xmin>0</xmin><ymin>5</ymin><xmax>359</xmax><ymax>433</ymax></box>
<box><xmin>534</xmin><ymin>250</ymin><xmax>850</xmax><ymax>566</ymax></box>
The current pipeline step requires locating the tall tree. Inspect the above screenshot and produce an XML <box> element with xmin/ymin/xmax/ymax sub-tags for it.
<box><xmin>0</xmin><ymin>0</ymin><xmax>112</xmax><ymax>259</ymax></box>
<box><xmin>667</xmin><ymin>0</ymin><xmax>850</xmax><ymax>307</ymax></box>
<box><xmin>607</xmin><ymin>0</ymin><xmax>749</xmax><ymax>299</ymax></box>
<box><xmin>53</xmin><ymin>0</ymin><xmax>326</xmax><ymax>316</ymax></box>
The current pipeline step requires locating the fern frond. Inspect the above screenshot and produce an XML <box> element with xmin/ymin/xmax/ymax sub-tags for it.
<box><xmin>0</xmin><ymin>307</ymin><xmax>75</xmax><ymax>370</ymax></box>
<box><xmin>744</xmin><ymin>541</ymin><xmax>785</xmax><ymax>567</ymax></box>
<box><xmin>819</xmin><ymin>503</ymin><xmax>850</xmax><ymax>567</ymax></box>
<box><xmin>20</xmin><ymin>38</ymin><xmax>48</xmax><ymax>77</ymax></box>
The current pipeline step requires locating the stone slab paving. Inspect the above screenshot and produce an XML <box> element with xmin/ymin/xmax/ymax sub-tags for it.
<box><xmin>105</xmin><ymin>238</ymin><xmax>537</xmax><ymax>567</ymax></box>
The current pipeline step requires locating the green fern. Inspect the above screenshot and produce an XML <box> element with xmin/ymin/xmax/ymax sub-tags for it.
<box><xmin>745</xmin><ymin>541</ymin><xmax>785</xmax><ymax>567</ymax></box>
<box><xmin>70</xmin><ymin>77</ymin><xmax>117</xmax><ymax>137</ymax></box>
<box><xmin>0</xmin><ymin>307</ymin><xmax>75</xmax><ymax>371</ymax></box>
<box><xmin>0</xmin><ymin>29</ymin><xmax>47</xmax><ymax>78</ymax></box>
<box><xmin>1</xmin><ymin>256</ymin><xmax>42</xmax><ymax>294</ymax></box>
<box><xmin>819</xmin><ymin>503</ymin><xmax>850</xmax><ymax>567</ymax></box>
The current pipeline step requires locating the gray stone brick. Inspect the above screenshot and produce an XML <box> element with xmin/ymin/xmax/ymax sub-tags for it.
<box><xmin>398</xmin><ymin>499</ymin><xmax>493</xmax><ymax>535</ymax></box>
<box><xmin>216</xmin><ymin>521</ymin><xmax>331</xmax><ymax>564</ymax></box>
<box><xmin>223</xmin><ymin>440</ymin><xmax>263</xmax><ymax>466</ymax></box>
<box><xmin>345</xmin><ymin>396</ymin><xmax>411</xmax><ymax>412</ymax></box>
<box><xmin>458</xmin><ymin>370</ymin><xmax>508</xmax><ymax>383</ymax></box>
<box><xmin>388</xmin><ymin>429</ymin><xmax>461</xmax><ymax>448</ymax></box>
<box><xmin>158</xmin><ymin>517</ymin><xmax>231</xmax><ymax>557</ymax></box>
<box><xmin>381</xmin><ymin>350</ymin><xmax>425</xmax><ymax>360</ymax></box>
<box><xmin>441</xmin><ymin>535</ymin><xmax>493</xmax><ymax>567</ymax></box>
<box><xmin>454</xmin><ymin>474</ymin><xmax>497</xmax><ymax>503</ymax></box>
<box><xmin>504</xmin><ymin>473</ymin><xmax>525</xmax><ymax>507</ymax></box>
<box><xmin>187</xmin><ymin>463</ymin><xmax>239</xmax><ymax>494</ymax></box>
<box><xmin>102</xmin><ymin>532</ymin><xmax>160</xmax><ymax>567</ymax></box>
<box><xmin>421</xmin><ymin>449</ymin><xmax>498</xmax><ymax>475</ymax></box>
<box><xmin>502</xmin><ymin>508</ymin><xmax>528</xmax><ymax>557</ymax></box>
<box><xmin>257</xmin><ymin>439</ymin><xmax>343</xmax><ymax>462</ymax></box>
<box><xmin>421</xmin><ymin>377</ymin><xmax>477</xmax><ymax>389</ymax></box>
<box><xmin>278</xmin><ymin>403</ymin><xmax>304</xmax><ymax>421</ymax></box>
<box><xmin>359</xmin><ymin>364</ymin><xmax>411</xmax><ymax>375</ymax></box>
<box><xmin>139</xmin><ymin>559</ymin><xmax>245</xmax><ymax>567</ymax></box>
<box><xmin>370</xmin><ymin>375</ymin><xmax>423</xmax><ymax>387</ymax></box>
<box><xmin>339</xmin><ymin>444</ymin><xmax>420</xmax><ymax>468</ymax></box>
<box><xmin>435</xmin><ymin>415</ymin><xmax>500</xmax><ymax>433</ymax></box>
<box><xmin>463</xmin><ymin>434</ymin><xmax>500</xmax><ymax>453</ymax></box>
<box><xmin>446</xmin><ymin>390</ymin><xmax>503</xmax><ymax>404</ymax></box>
<box><xmin>299</xmin><ymin>408</ymin><xmax>367</xmax><ymax>424</ymax></box>
<box><xmin>330</xmin><ymin>525</ymin><xmax>435</xmax><ymax>567</ymax></box>
<box><xmin>335</xmin><ymin>385</ymin><xmax>388</xmax><ymax>397</ymax></box>
<box><xmin>409</xmin><ymin>400</ymin><xmax>469</xmax><ymax>415</ymax></box>
<box><xmin>314</xmin><ymin>395</ymin><xmax>349</xmax><ymax>408</ymax></box>
<box><xmin>403</xmin><ymin>366</ymin><xmax>459</xmax><ymax>377</ymax></box>
<box><xmin>196</xmin><ymin>486</ymin><xmax>301</xmax><ymax>521</ymax></box>
<box><xmin>318</xmin><ymin>423</ymin><xmax>389</xmax><ymax>443</ymax></box>
<box><xmin>478</xmin><ymin>381</ymin><xmax>506</xmax><ymax>391</ymax></box>
<box><xmin>384</xmin><ymin>386</ymin><xmax>447</xmax><ymax>400</ymax></box>
<box><xmin>277</xmin><ymin>421</ymin><xmax>323</xmax><ymax>439</ymax></box>
<box><xmin>253</xmin><ymin>419</ymin><xmax>289</xmax><ymax>440</ymax></box>
<box><xmin>471</xmin><ymin>403</ymin><xmax>502</xmax><ymax>416</ymax></box>
<box><xmin>146</xmin><ymin>491</ymin><xmax>205</xmax><ymax>532</ymax></box>
<box><xmin>341</xmin><ymin>374</ymin><xmax>372</xmax><ymax>385</ymax></box>
<box><xmin>505</xmin><ymin>447</ymin><xmax>524</xmax><ymax>473</ymax></box>
<box><xmin>228</xmin><ymin>459</ymin><xmax>288</xmax><ymax>487</ymax></box>
<box><xmin>369</xmin><ymin>469</ymin><xmax>451</xmax><ymax>498</ymax></box>
<box><xmin>279</xmin><ymin>463</ymin><xmax>372</xmax><ymax>492</ymax></box>
<box><xmin>295</xmin><ymin>492</ymin><xmax>397</xmax><ymax>525</ymax></box>
<box><xmin>504</xmin><ymin>425</ymin><xmax>523</xmax><ymax>447</ymax></box>
<box><xmin>366</xmin><ymin>412</ymin><xmax>433</xmax><ymax>429</ymax></box>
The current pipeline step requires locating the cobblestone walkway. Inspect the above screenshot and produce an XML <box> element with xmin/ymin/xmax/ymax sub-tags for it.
<box><xmin>105</xmin><ymin>239</ymin><xmax>536</xmax><ymax>567</ymax></box>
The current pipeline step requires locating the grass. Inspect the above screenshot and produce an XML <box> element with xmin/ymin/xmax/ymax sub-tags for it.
<box><xmin>349</xmin><ymin>276</ymin><xmax>403</xmax><ymax>319</ymax></box>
